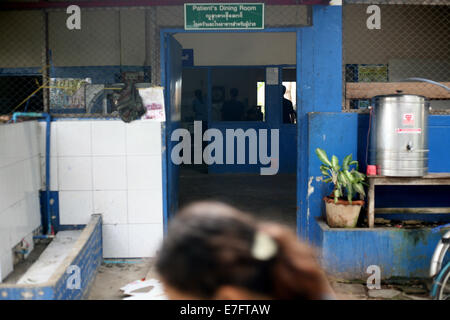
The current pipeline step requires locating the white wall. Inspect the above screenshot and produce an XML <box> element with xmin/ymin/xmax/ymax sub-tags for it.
<box><xmin>0</xmin><ymin>121</ymin><xmax>41</xmax><ymax>282</ymax></box>
<box><xmin>41</xmin><ymin>119</ymin><xmax>164</xmax><ymax>258</ymax></box>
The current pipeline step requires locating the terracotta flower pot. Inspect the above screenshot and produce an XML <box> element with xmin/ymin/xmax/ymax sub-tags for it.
<box><xmin>323</xmin><ymin>196</ymin><xmax>364</xmax><ymax>228</ymax></box>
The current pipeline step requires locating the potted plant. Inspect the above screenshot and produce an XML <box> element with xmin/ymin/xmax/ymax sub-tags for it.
<box><xmin>315</xmin><ymin>148</ymin><xmax>367</xmax><ymax>228</ymax></box>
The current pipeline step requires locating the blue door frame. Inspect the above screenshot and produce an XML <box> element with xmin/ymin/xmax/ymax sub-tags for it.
<box><xmin>160</xmin><ymin>5</ymin><xmax>343</xmax><ymax>242</ymax></box>
<box><xmin>160</xmin><ymin>27</ymin><xmax>301</xmax><ymax>234</ymax></box>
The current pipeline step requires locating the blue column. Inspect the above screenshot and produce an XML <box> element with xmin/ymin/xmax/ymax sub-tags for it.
<box><xmin>297</xmin><ymin>5</ymin><xmax>343</xmax><ymax>241</ymax></box>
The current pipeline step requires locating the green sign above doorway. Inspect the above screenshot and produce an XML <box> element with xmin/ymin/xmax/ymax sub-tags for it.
<box><xmin>184</xmin><ymin>3</ymin><xmax>264</xmax><ymax>30</ymax></box>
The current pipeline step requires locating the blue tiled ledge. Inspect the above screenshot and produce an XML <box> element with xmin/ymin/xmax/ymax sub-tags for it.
<box><xmin>0</xmin><ymin>215</ymin><xmax>102</xmax><ymax>300</ymax></box>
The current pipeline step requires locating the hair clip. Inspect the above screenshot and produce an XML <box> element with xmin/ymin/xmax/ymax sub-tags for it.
<box><xmin>251</xmin><ymin>231</ymin><xmax>278</xmax><ymax>261</ymax></box>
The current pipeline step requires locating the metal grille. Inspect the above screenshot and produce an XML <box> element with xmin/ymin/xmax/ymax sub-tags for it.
<box><xmin>0</xmin><ymin>7</ymin><xmax>156</xmax><ymax>116</ymax></box>
<box><xmin>0</xmin><ymin>4</ymin><xmax>310</xmax><ymax>117</ymax></box>
<box><xmin>0</xmin><ymin>4</ymin><xmax>312</xmax><ymax>117</ymax></box>
<box><xmin>343</xmin><ymin>2</ymin><xmax>450</xmax><ymax>111</ymax></box>
<box><xmin>0</xmin><ymin>10</ymin><xmax>46</xmax><ymax>114</ymax></box>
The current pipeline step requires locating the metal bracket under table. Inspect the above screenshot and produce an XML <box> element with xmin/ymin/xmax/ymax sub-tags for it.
<box><xmin>367</xmin><ymin>173</ymin><xmax>450</xmax><ymax>228</ymax></box>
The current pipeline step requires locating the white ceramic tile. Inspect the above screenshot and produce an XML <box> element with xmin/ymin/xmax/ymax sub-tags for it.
<box><xmin>102</xmin><ymin>224</ymin><xmax>129</xmax><ymax>258</ymax></box>
<box><xmin>59</xmin><ymin>191</ymin><xmax>93</xmax><ymax>225</ymax></box>
<box><xmin>17</xmin><ymin>121</ymin><xmax>39</xmax><ymax>159</ymax></box>
<box><xmin>15</xmin><ymin>200</ymin><xmax>29</xmax><ymax>246</ymax></box>
<box><xmin>40</xmin><ymin>156</ymin><xmax>58</xmax><ymax>190</ymax></box>
<box><xmin>56</xmin><ymin>121</ymin><xmax>92</xmax><ymax>156</ymax></box>
<box><xmin>6</xmin><ymin>201</ymin><xmax>24</xmax><ymax>249</ymax></box>
<box><xmin>22</xmin><ymin>158</ymin><xmax>35</xmax><ymax>194</ymax></box>
<box><xmin>0</xmin><ymin>123</ymin><xmax>20</xmax><ymax>168</ymax></box>
<box><xmin>0</xmin><ymin>167</ymin><xmax>13</xmax><ymax>213</ymax></box>
<box><xmin>126</xmin><ymin>121</ymin><xmax>162</xmax><ymax>155</ymax></box>
<box><xmin>0</xmin><ymin>121</ymin><xmax>41</xmax><ymax>266</ymax></box>
<box><xmin>6</xmin><ymin>162</ymin><xmax>23</xmax><ymax>208</ymax></box>
<box><xmin>11</xmin><ymin>123</ymin><xmax>27</xmax><ymax>162</ymax></box>
<box><xmin>128</xmin><ymin>190</ymin><xmax>163</xmax><ymax>224</ymax></box>
<box><xmin>0</xmin><ymin>166</ymin><xmax>11</xmax><ymax>213</ymax></box>
<box><xmin>0</xmin><ymin>161</ymin><xmax>24</xmax><ymax>212</ymax></box>
<box><xmin>128</xmin><ymin>224</ymin><xmax>163</xmax><ymax>258</ymax></box>
<box><xmin>0</xmin><ymin>212</ymin><xmax>11</xmax><ymax>254</ymax></box>
<box><xmin>92</xmin><ymin>121</ymin><xmax>126</xmax><ymax>156</ymax></box>
<box><xmin>0</xmin><ymin>125</ymin><xmax>6</xmax><ymax>169</ymax></box>
<box><xmin>38</xmin><ymin>121</ymin><xmax>57</xmax><ymax>158</ymax></box>
<box><xmin>93</xmin><ymin>191</ymin><xmax>127</xmax><ymax>224</ymax></box>
<box><xmin>92</xmin><ymin>156</ymin><xmax>127</xmax><ymax>190</ymax></box>
<box><xmin>58</xmin><ymin>157</ymin><xmax>92</xmax><ymax>191</ymax></box>
<box><xmin>0</xmin><ymin>249</ymin><xmax>13</xmax><ymax>282</ymax></box>
<box><xmin>30</xmin><ymin>155</ymin><xmax>41</xmax><ymax>192</ymax></box>
<box><xmin>24</xmin><ymin>193</ymin><xmax>41</xmax><ymax>234</ymax></box>
<box><xmin>127</xmin><ymin>156</ymin><xmax>162</xmax><ymax>190</ymax></box>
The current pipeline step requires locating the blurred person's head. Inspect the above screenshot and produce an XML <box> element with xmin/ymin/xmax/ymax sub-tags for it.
<box><xmin>230</xmin><ymin>88</ymin><xmax>239</xmax><ymax>99</ymax></box>
<box><xmin>156</xmin><ymin>201</ymin><xmax>334</xmax><ymax>300</ymax></box>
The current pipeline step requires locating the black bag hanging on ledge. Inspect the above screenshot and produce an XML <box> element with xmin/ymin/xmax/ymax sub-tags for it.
<box><xmin>115</xmin><ymin>82</ymin><xmax>146</xmax><ymax>123</ymax></box>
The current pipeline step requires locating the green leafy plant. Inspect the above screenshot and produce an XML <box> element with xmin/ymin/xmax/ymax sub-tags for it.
<box><xmin>315</xmin><ymin>148</ymin><xmax>367</xmax><ymax>204</ymax></box>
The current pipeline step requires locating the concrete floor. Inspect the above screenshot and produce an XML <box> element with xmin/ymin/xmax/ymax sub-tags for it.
<box><xmin>87</xmin><ymin>168</ymin><xmax>432</xmax><ymax>300</ymax></box>
<box><xmin>178</xmin><ymin>167</ymin><xmax>297</xmax><ymax>229</ymax></box>
<box><xmin>88</xmin><ymin>259</ymin><xmax>157</xmax><ymax>300</ymax></box>
<box><xmin>88</xmin><ymin>169</ymin><xmax>299</xmax><ymax>299</ymax></box>
<box><xmin>87</xmin><ymin>259</ymin><xmax>431</xmax><ymax>300</ymax></box>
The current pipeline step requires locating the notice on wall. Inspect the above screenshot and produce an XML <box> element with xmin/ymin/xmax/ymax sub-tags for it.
<box><xmin>49</xmin><ymin>78</ymin><xmax>91</xmax><ymax>110</ymax></box>
<box><xmin>138</xmin><ymin>86</ymin><xmax>166</xmax><ymax>121</ymax></box>
<box><xmin>184</xmin><ymin>3</ymin><xmax>264</xmax><ymax>30</ymax></box>
<box><xmin>266</xmin><ymin>67</ymin><xmax>279</xmax><ymax>85</ymax></box>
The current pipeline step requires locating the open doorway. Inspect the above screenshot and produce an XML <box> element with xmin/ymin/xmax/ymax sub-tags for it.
<box><xmin>164</xmin><ymin>31</ymin><xmax>298</xmax><ymax>230</ymax></box>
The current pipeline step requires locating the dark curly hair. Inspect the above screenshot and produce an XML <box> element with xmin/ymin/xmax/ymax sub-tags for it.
<box><xmin>156</xmin><ymin>201</ymin><xmax>332</xmax><ymax>300</ymax></box>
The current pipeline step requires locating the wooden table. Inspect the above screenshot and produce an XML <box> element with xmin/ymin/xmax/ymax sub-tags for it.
<box><xmin>367</xmin><ymin>173</ymin><xmax>450</xmax><ymax>228</ymax></box>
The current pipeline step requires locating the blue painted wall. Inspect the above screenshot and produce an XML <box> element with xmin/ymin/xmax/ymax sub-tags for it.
<box><xmin>0</xmin><ymin>215</ymin><xmax>102</xmax><ymax>300</ymax></box>
<box><xmin>319</xmin><ymin>220</ymin><xmax>450</xmax><ymax>279</ymax></box>
<box><xmin>307</xmin><ymin>112</ymin><xmax>450</xmax><ymax>278</ymax></box>
<box><xmin>306</xmin><ymin>112</ymin><xmax>359</xmax><ymax>246</ymax></box>
<box><xmin>297</xmin><ymin>5</ymin><xmax>343</xmax><ymax>240</ymax></box>
<box><xmin>301</xmin><ymin>6</ymin><xmax>450</xmax><ymax>277</ymax></box>
<box><xmin>206</xmin><ymin>123</ymin><xmax>296</xmax><ymax>174</ymax></box>
<box><xmin>297</xmin><ymin>7</ymin><xmax>450</xmax><ymax>273</ymax></box>
<box><xmin>307</xmin><ymin>114</ymin><xmax>450</xmax><ymax>239</ymax></box>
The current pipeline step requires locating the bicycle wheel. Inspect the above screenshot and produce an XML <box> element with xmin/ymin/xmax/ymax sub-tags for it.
<box><xmin>432</xmin><ymin>262</ymin><xmax>450</xmax><ymax>300</ymax></box>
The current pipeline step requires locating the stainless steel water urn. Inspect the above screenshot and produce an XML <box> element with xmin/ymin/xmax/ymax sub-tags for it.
<box><xmin>369</xmin><ymin>94</ymin><xmax>429</xmax><ymax>177</ymax></box>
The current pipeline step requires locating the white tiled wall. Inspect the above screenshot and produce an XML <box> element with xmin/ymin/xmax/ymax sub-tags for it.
<box><xmin>0</xmin><ymin>121</ymin><xmax>41</xmax><ymax>281</ymax></box>
<box><xmin>40</xmin><ymin>120</ymin><xmax>164</xmax><ymax>258</ymax></box>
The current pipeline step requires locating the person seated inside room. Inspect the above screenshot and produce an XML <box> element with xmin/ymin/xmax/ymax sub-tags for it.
<box><xmin>246</xmin><ymin>105</ymin><xmax>263</xmax><ymax>121</ymax></box>
<box><xmin>221</xmin><ymin>88</ymin><xmax>245</xmax><ymax>121</ymax></box>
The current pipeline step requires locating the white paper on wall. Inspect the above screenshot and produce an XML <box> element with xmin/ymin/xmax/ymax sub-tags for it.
<box><xmin>137</xmin><ymin>86</ymin><xmax>166</xmax><ymax>121</ymax></box>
